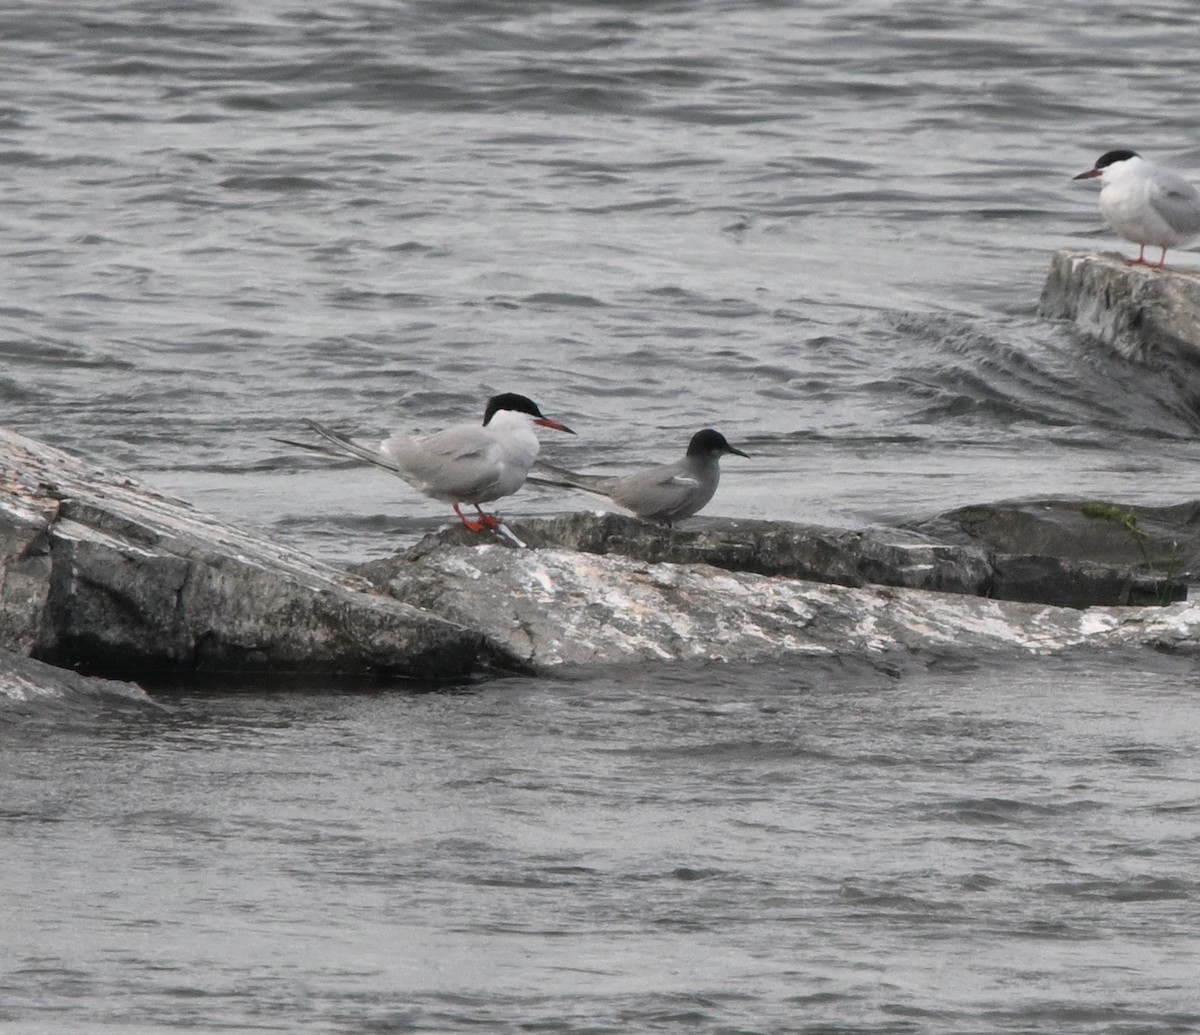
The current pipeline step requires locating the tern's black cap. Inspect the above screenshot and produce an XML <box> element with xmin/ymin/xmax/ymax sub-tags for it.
<box><xmin>1093</xmin><ymin>149</ymin><xmax>1140</xmax><ymax>169</ymax></box>
<box><xmin>687</xmin><ymin>428</ymin><xmax>750</xmax><ymax>458</ymax></box>
<box><xmin>482</xmin><ymin>393</ymin><xmax>575</xmax><ymax>433</ymax></box>
<box><xmin>482</xmin><ymin>393</ymin><xmax>544</xmax><ymax>425</ymax></box>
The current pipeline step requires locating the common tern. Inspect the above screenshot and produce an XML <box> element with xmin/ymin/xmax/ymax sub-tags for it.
<box><xmin>283</xmin><ymin>392</ymin><xmax>574</xmax><ymax>535</ymax></box>
<box><xmin>1074</xmin><ymin>149</ymin><xmax>1200</xmax><ymax>268</ymax></box>
<box><xmin>530</xmin><ymin>428</ymin><xmax>749</xmax><ymax>526</ymax></box>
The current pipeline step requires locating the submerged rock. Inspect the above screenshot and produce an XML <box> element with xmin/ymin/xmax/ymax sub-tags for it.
<box><xmin>1037</xmin><ymin>249</ymin><xmax>1200</xmax><ymax>377</ymax></box>
<box><xmin>0</xmin><ymin>428</ymin><xmax>479</xmax><ymax>679</ymax></box>
<box><xmin>0</xmin><ymin>646</ymin><xmax>161</xmax><ymax>717</ymax></box>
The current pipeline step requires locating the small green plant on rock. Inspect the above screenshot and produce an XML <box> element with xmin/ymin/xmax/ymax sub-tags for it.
<box><xmin>1081</xmin><ymin>502</ymin><xmax>1182</xmax><ymax>605</ymax></box>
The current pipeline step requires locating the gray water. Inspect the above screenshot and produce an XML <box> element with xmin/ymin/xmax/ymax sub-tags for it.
<box><xmin>3</xmin><ymin>1</ymin><xmax>1200</xmax><ymax>1031</ymax></box>
<box><xmin>4</xmin><ymin>655</ymin><xmax>1200</xmax><ymax>1033</ymax></box>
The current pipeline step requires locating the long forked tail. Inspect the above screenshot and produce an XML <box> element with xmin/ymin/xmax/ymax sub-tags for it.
<box><xmin>273</xmin><ymin>420</ymin><xmax>404</xmax><ymax>475</ymax></box>
<box><xmin>527</xmin><ymin>459</ymin><xmax>613</xmax><ymax>498</ymax></box>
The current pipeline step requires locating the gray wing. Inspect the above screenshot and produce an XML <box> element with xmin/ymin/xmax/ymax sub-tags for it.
<box><xmin>1148</xmin><ymin>168</ymin><xmax>1200</xmax><ymax>236</ymax></box>
<box><xmin>382</xmin><ymin>424</ymin><xmax>506</xmax><ymax>501</ymax></box>
<box><xmin>608</xmin><ymin>464</ymin><xmax>710</xmax><ymax>522</ymax></box>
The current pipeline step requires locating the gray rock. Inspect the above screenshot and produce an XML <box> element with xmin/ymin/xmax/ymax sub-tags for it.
<box><xmin>1037</xmin><ymin>249</ymin><xmax>1200</xmax><ymax>372</ymax></box>
<box><xmin>0</xmin><ymin>646</ymin><xmax>161</xmax><ymax>717</ymax></box>
<box><xmin>358</xmin><ymin>522</ymin><xmax>1200</xmax><ymax>672</ymax></box>
<box><xmin>914</xmin><ymin>499</ymin><xmax>1193</xmax><ymax>606</ymax></box>
<box><xmin>0</xmin><ymin>428</ymin><xmax>480</xmax><ymax>679</ymax></box>
<box><xmin>366</xmin><ymin>510</ymin><xmax>1182</xmax><ymax>610</ymax></box>
<box><xmin>402</xmin><ymin>511</ymin><xmax>996</xmax><ymax>593</ymax></box>
<box><xmin>8</xmin><ymin>422</ymin><xmax>1194</xmax><ymax>682</ymax></box>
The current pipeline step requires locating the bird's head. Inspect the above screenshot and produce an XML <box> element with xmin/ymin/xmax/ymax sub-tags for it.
<box><xmin>483</xmin><ymin>393</ymin><xmax>575</xmax><ymax>434</ymax></box>
<box><xmin>1074</xmin><ymin>149</ymin><xmax>1142</xmax><ymax>183</ymax></box>
<box><xmin>687</xmin><ymin>428</ymin><xmax>750</xmax><ymax>459</ymax></box>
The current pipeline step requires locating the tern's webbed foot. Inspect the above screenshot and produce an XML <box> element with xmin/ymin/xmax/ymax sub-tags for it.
<box><xmin>453</xmin><ymin>503</ymin><xmax>492</xmax><ymax>533</ymax></box>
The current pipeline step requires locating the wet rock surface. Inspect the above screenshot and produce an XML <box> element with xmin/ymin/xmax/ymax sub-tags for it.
<box><xmin>357</xmin><ymin>519</ymin><xmax>1200</xmax><ymax>672</ymax></box>
<box><xmin>6</xmin><ymin>425</ymin><xmax>1199</xmax><ymax>683</ymax></box>
<box><xmin>0</xmin><ymin>428</ymin><xmax>480</xmax><ymax>680</ymax></box>
<box><xmin>911</xmin><ymin>499</ymin><xmax>1194</xmax><ymax>607</ymax></box>
<box><xmin>354</xmin><ymin>509</ymin><xmax>1200</xmax><ymax>672</ymax></box>
<box><xmin>377</xmin><ymin>510</ymin><xmax>1189</xmax><ymax>610</ymax></box>
<box><xmin>1037</xmin><ymin>249</ymin><xmax>1200</xmax><ymax>380</ymax></box>
<box><xmin>0</xmin><ymin>646</ymin><xmax>160</xmax><ymax>716</ymax></box>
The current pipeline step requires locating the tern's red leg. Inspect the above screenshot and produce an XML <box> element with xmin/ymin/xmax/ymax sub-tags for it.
<box><xmin>1152</xmin><ymin>247</ymin><xmax>1168</xmax><ymax>269</ymax></box>
<box><xmin>472</xmin><ymin>504</ymin><xmax>502</xmax><ymax>529</ymax></box>
<box><xmin>1126</xmin><ymin>244</ymin><xmax>1147</xmax><ymax>266</ymax></box>
<box><xmin>452</xmin><ymin>502</ymin><xmax>487</xmax><ymax>532</ymax></box>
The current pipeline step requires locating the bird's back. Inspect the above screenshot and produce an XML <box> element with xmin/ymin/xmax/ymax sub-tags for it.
<box><xmin>382</xmin><ymin>416</ymin><xmax>538</xmax><ymax>503</ymax></box>
<box><xmin>1147</xmin><ymin>165</ymin><xmax>1200</xmax><ymax>239</ymax></box>
<box><xmin>608</xmin><ymin>457</ymin><xmax>718</xmax><ymax>524</ymax></box>
<box><xmin>1102</xmin><ymin>161</ymin><xmax>1200</xmax><ymax>246</ymax></box>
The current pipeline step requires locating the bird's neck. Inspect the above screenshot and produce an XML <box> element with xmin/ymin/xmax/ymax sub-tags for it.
<box><xmin>486</xmin><ymin>410</ymin><xmax>539</xmax><ymax>450</ymax></box>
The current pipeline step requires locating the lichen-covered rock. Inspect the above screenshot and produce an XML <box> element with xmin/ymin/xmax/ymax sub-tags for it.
<box><xmin>359</xmin><ymin>533</ymin><xmax>1200</xmax><ymax>672</ymax></box>
<box><xmin>0</xmin><ymin>428</ymin><xmax>480</xmax><ymax>679</ymax></box>
<box><xmin>384</xmin><ymin>510</ymin><xmax>1184</xmax><ymax>609</ymax></box>
<box><xmin>915</xmin><ymin>499</ymin><xmax>1194</xmax><ymax>606</ymax></box>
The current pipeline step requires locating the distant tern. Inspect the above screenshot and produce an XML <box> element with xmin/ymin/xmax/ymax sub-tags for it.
<box><xmin>1074</xmin><ymin>149</ymin><xmax>1200</xmax><ymax>268</ymax></box>
<box><xmin>285</xmin><ymin>392</ymin><xmax>575</xmax><ymax>535</ymax></box>
<box><xmin>530</xmin><ymin>428</ymin><xmax>749</xmax><ymax>526</ymax></box>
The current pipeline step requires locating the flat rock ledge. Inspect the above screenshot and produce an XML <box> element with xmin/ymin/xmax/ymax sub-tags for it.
<box><xmin>6</xmin><ymin>425</ymin><xmax>1199</xmax><ymax>685</ymax></box>
<box><xmin>393</xmin><ymin>510</ymin><xmax>1188</xmax><ymax>609</ymax></box>
<box><xmin>1038</xmin><ymin>249</ymin><xmax>1200</xmax><ymax>376</ymax></box>
<box><xmin>0</xmin><ymin>428</ymin><xmax>479</xmax><ymax>680</ymax></box>
<box><xmin>357</xmin><ymin>511</ymin><xmax>1200</xmax><ymax>673</ymax></box>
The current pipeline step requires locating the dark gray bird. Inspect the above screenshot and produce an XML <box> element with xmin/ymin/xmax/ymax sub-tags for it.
<box><xmin>530</xmin><ymin>428</ymin><xmax>749</xmax><ymax>526</ymax></box>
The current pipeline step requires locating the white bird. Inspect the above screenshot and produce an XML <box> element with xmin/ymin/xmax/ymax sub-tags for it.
<box><xmin>285</xmin><ymin>392</ymin><xmax>574</xmax><ymax>532</ymax></box>
<box><xmin>529</xmin><ymin>428</ymin><xmax>750</xmax><ymax>527</ymax></box>
<box><xmin>1074</xmin><ymin>149</ymin><xmax>1200</xmax><ymax>268</ymax></box>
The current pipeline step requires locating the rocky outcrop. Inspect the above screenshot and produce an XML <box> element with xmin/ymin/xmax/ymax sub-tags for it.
<box><xmin>1037</xmin><ymin>249</ymin><xmax>1200</xmax><ymax>374</ymax></box>
<box><xmin>0</xmin><ymin>428</ymin><xmax>480</xmax><ymax>679</ymax></box>
<box><xmin>913</xmin><ymin>499</ymin><xmax>1193</xmax><ymax>607</ymax></box>
<box><xmin>359</xmin><ymin>520</ymin><xmax>1200</xmax><ymax>672</ymax></box>
<box><xmin>418</xmin><ymin>512</ymin><xmax>996</xmax><ymax>594</ymax></box>
<box><xmin>5</xmin><ymin>424</ymin><xmax>1197</xmax><ymax>683</ymax></box>
<box><xmin>374</xmin><ymin>510</ymin><xmax>1186</xmax><ymax>610</ymax></box>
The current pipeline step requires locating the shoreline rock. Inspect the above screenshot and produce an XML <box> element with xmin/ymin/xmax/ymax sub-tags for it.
<box><xmin>1037</xmin><ymin>249</ymin><xmax>1200</xmax><ymax>379</ymax></box>
<box><xmin>358</xmin><ymin>520</ymin><xmax>1200</xmax><ymax>672</ymax></box>
<box><xmin>0</xmin><ymin>428</ymin><xmax>480</xmax><ymax>681</ymax></box>
<box><xmin>385</xmin><ymin>510</ymin><xmax>1188</xmax><ymax>610</ymax></box>
<box><xmin>5</xmin><ymin>425</ymin><xmax>1199</xmax><ymax>685</ymax></box>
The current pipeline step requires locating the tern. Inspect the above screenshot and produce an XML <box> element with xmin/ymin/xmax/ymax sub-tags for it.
<box><xmin>529</xmin><ymin>428</ymin><xmax>749</xmax><ymax>526</ymax></box>
<box><xmin>284</xmin><ymin>392</ymin><xmax>574</xmax><ymax>534</ymax></box>
<box><xmin>1073</xmin><ymin>149</ymin><xmax>1200</xmax><ymax>268</ymax></box>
